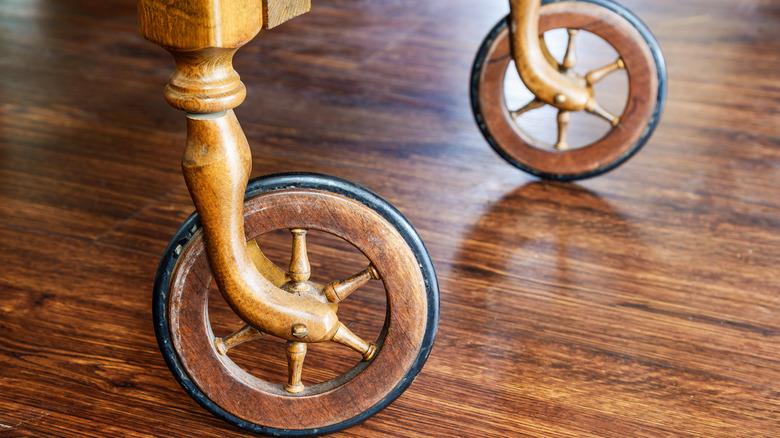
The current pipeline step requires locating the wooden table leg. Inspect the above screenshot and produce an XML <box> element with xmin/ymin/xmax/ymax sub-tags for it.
<box><xmin>140</xmin><ymin>2</ymin><xmax>438</xmax><ymax>434</ymax></box>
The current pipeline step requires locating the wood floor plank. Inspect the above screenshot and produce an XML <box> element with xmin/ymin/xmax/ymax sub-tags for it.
<box><xmin>0</xmin><ymin>0</ymin><xmax>777</xmax><ymax>436</ymax></box>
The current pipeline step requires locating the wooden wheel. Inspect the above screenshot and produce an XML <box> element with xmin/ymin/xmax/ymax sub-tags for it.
<box><xmin>471</xmin><ymin>0</ymin><xmax>667</xmax><ymax>180</ymax></box>
<box><xmin>154</xmin><ymin>173</ymin><xmax>439</xmax><ymax>436</ymax></box>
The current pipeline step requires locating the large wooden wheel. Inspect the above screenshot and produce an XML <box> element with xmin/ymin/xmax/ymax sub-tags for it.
<box><xmin>471</xmin><ymin>0</ymin><xmax>667</xmax><ymax>180</ymax></box>
<box><xmin>154</xmin><ymin>173</ymin><xmax>439</xmax><ymax>436</ymax></box>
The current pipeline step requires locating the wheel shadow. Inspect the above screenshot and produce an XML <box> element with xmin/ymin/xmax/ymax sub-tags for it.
<box><xmin>451</xmin><ymin>180</ymin><xmax>644</xmax><ymax>312</ymax></box>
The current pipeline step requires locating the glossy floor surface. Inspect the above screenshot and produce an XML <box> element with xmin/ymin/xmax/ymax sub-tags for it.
<box><xmin>1</xmin><ymin>0</ymin><xmax>778</xmax><ymax>436</ymax></box>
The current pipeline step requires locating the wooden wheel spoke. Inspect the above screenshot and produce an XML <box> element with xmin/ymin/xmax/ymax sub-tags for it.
<box><xmin>288</xmin><ymin>229</ymin><xmax>311</xmax><ymax>290</ymax></box>
<box><xmin>323</xmin><ymin>264</ymin><xmax>381</xmax><ymax>303</ymax></box>
<box><xmin>585</xmin><ymin>99</ymin><xmax>621</xmax><ymax>127</ymax></box>
<box><xmin>331</xmin><ymin>323</ymin><xmax>377</xmax><ymax>361</ymax></box>
<box><xmin>284</xmin><ymin>341</ymin><xmax>307</xmax><ymax>394</ymax></box>
<box><xmin>214</xmin><ymin>324</ymin><xmax>266</xmax><ymax>355</ymax></box>
<box><xmin>511</xmin><ymin>98</ymin><xmax>546</xmax><ymax>120</ymax></box>
<box><xmin>562</xmin><ymin>29</ymin><xmax>579</xmax><ymax>71</ymax></box>
<box><xmin>247</xmin><ymin>239</ymin><xmax>290</xmax><ymax>287</ymax></box>
<box><xmin>585</xmin><ymin>58</ymin><xmax>625</xmax><ymax>85</ymax></box>
<box><xmin>555</xmin><ymin>110</ymin><xmax>571</xmax><ymax>150</ymax></box>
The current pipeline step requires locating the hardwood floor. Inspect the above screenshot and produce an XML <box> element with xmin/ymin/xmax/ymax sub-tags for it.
<box><xmin>1</xmin><ymin>0</ymin><xmax>778</xmax><ymax>436</ymax></box>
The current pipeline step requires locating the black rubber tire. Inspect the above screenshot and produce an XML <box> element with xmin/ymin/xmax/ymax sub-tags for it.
<box><xmin>470</xmin><ymin>0</ymin><xmax>667</xmax><ymax>180</ymax></box>
<box><xmin>153</xmin><ymin>172</ymin><xmax>439</xmax><ymax>436</ymax></box>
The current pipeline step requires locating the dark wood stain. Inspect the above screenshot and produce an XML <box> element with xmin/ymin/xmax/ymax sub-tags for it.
<box><xmin>0</xmin><ymin>0</ymin><xmax>778</xmax><ymax>436</ymax></box>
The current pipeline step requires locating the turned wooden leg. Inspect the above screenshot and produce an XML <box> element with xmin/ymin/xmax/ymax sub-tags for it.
<box><xmin>142</xmin><ymin>2</ymin><xmax>439</xmax><ymax>433</ymax></box>
<box><xmin>139</xmin><ymin>1</ymin><xmax>342</xmax><ymax>345</ymax></box>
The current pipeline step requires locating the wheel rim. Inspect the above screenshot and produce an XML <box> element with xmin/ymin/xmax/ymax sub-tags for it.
<box><xmin>155</xmin><ymin>174</ymin><xmax>438</xmax><ymax>435</ymax></box>
<box><xmin>473</xmin><ymin>0</ymin><xmax>663</xmax><ymax>179</ymax></box>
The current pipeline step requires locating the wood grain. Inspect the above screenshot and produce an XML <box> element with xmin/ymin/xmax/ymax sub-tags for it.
<box><xmin>1</xmin><ymin>0</ymin><xmax>778</xmax><ymax>436</ymax></box>
<box><xmin>138</xmin><ymin>0</ymin><xmax>263</xmax><ymax>50</ymax></box>
<box><xmin>263</xmin><ymin>0</ymin><xmax>311</xmax><ymax>29</ymax></box>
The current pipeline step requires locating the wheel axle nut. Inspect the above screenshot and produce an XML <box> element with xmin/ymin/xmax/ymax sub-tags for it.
<box><xmin>291</xmin><ymin>323</ymin><xmax>309</xmax><ymax>339</ymax></box>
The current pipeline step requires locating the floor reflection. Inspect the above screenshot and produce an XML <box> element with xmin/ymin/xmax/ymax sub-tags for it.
<box><xmin>450</xmin><ymin>180</ymin><xmax>645</xmax><ymax>323</ymax></box>
<box><xmin>439</xmin><ymin>180</ymin><xmax>653</xmax><ymax>405</ymax></box>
